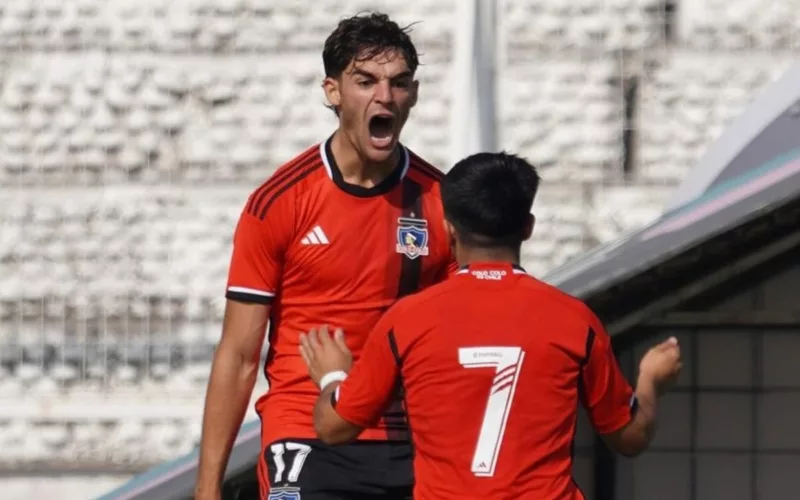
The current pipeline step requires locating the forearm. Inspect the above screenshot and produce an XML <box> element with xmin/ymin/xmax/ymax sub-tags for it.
<box><xmin>609</xmin><ymin>375</ymin><xmax>659</xmax><ymax>457</ymax></box>
<box><xmin>629</xmin><ymin>375</ymin><xmax>659</xmax><ymax>447</ymax></box>
<box><xmin>313</xmin><ymin>382</ymin><xmax>364</xmax><ymax>444</ymax></box>
<box><xmin>196</xmin><ymin>345</ymin><xmax>261</xmax><ymax>493</ymax></box>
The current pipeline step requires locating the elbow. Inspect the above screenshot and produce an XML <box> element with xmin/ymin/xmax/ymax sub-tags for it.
<box><xmin>614</xmin><ymin>432</ymin><xmax>652</xmax><ymax>457</ymax></box>
<box><xmin>602</xmin><ymin>428</ymin><xmax>651</xmax><ymax>458</ymax></box>
<box><xmin>215</xmin><ymin>341</ymin><xmax>260</xmax><ymax>376</ymax></box>
<box><xmin>615</xmin><ymin>442</ymin><xmax>647</xmax><ymax>458</ymax></box>
<box><xmin>313</xmin><ymin>420</ymin><xmax>349</xmax><ymax>446</ymax></box>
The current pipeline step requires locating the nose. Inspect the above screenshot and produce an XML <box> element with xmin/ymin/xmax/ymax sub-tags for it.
<box><xmin>374</xmin><ymin>80</ymin><xmax>393</xmax><ymax>104</ymax></box>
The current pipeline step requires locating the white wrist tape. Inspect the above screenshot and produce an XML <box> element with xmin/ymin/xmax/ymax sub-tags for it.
<box><xmin>319</xmin><ymin>370</ymin><xmax>348</xmax><ymax>392</ymax></box>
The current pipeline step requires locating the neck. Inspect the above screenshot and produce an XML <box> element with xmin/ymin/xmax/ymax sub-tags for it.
<box><xmin>331</xmin><ymin>129</ymin><xmax>399</xmax><ymax>187</ymax></box>
<box><xmin>456</xmin><ymin>246</ymin><xmax>521</xmax><ymax>268</ymax></box>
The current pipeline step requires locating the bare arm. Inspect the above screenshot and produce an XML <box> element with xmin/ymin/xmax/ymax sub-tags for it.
<box><xmin>194</xmin><ymin>300</ymin><xmax>270</xmax><ymax>499</ymax></box>
<box><xmin>601</xmin><ymin>374</ymin><xmax>659</xmax><ymax>457</ymax></box>
<box><xmin>600</xmin><ymin>338</ymin><xmax>681</xmax><ymax>457</ymax></box>
<box><xmin>313</xmin><ymin>383</ymin><xmax>364</xmax><ymax>445</ymax></box>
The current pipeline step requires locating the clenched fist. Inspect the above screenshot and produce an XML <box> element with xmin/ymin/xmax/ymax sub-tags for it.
<box><xmin>639</xmin><ymin>336</ymin><xmax>682</xmax><ymax>393</ymax></box>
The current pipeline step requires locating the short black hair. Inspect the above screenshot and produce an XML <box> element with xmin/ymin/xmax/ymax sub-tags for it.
<box><xmin>441</xmin><ymin>152</ymin><xmax>540</xmax><ymax>248</ymax></box>
<box><xmin>322</xmin><ymin>12</ymin><xmax>420</xmax><ymax>79</ymax></box>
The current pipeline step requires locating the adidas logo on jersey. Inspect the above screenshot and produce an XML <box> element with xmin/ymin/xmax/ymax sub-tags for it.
<box><xmin>301</xmin><ymin>226</ymin><xmax>329</xmax><ymax>245</ymax></box>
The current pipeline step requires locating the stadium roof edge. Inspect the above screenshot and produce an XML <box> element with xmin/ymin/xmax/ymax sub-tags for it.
<box><xmin>666</xmin><ymin>62</ymin><xmax>800</xmax><ymax>211</ymax></box>
<box><xmin>542</xmin><ymin>148</ymin><xmax>800</xmax><ymax>297</ymax></box>
<box><xmin>543</xmin><ymin>62</ymin><xmax>800</xmax><ymax>332</ymax></box>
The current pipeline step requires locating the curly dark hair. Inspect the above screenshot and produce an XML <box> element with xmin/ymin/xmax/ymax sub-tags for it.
<box><xmin>322</xmin><ymin>12</ymin><xmax>420</xmax><ymax>79</ymax></box>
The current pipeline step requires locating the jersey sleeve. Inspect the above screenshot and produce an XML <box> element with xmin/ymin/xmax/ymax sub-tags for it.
<box><xmin>334</xmin><ymin>309</ymin><xmax>401</xmax><ymax>427</ymax></box>
<box><xmin>580</xmin><ymin>312</ymin><xmax>635</xmax><ymax>435</ymax></box>
<box><xmin>225</xmin><ymin>195</ymin><xmax>294</xmax><ymax>304</ymax></box>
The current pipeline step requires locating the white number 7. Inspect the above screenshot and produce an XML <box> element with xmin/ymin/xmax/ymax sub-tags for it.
<box><xmin>458</xmin><ymin>346</ymin><xmax>525</xmax><ymax>477</ymax></box>
<box><xmin>270</xmin><ymin>442</ymin><xmax>312</xmax><ymax>483</ymax></box>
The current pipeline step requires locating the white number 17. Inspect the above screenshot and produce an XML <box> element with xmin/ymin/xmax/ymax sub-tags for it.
<box><xmin>458</xmin><ymin>346</ymin><xmax>525</xmax><ymax>478</ymax></box>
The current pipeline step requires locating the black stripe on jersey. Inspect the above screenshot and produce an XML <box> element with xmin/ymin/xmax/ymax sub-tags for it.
<box><xmin>409</xmin><ymin>156</ymin><xmax>444</xmax><ymax>181</ymax></box>
<box><xmin>387</xmin><ymin>329</ymin><xmax>415</xmax><ymax>453</ymax></box>
<box><xmin>571</xmin><ymin>326</ymin><xmax>595</xmax><ymax>500</ymax></box>
<box><xmin>386</xmin><ymin>328</ymin><xmax>416</xmax><ymax>452</ymax></box>
<box><xmin>225</xmin><ymin>290</ymin><xmax>275</xmax><ymax>305</ymax></box>
<box><xmin>396</xmin><ymin>178</ymin><xmax>423</xmax><ymax>298</ymax></box>
<box><xmin>582</xmin><ymin>327</ymin><xmax>596</xmax><ymax>367</ymax></box>
<box><xmin>247</xmin><ymin>147</ymin><xmax>319</xmax><ymax>216</ymax></box>
<box><xmin>258</xmin><ymin>162</ymin><xmax>324</xmax><ymax>220</ymax></box>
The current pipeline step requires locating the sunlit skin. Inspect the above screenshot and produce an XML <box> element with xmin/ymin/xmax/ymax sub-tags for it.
<box><xmin>322</xmin><ymin>50</ymin><xmax>419</xmax><ymax>187</ymax></box>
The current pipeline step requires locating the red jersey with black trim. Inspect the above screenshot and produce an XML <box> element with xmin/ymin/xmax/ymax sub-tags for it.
<box><xmin>333</xmin><ymin>262</ymin><xmax>636</xmax><ymax>500</ymax></box>
<box><xmin>225</xmin><ymin>136</ymin><xmax>457</xmax><ymax>448</ymax></box>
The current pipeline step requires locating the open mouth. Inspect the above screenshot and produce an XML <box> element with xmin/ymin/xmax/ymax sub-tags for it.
<box><xmin>368</xmin><ymin>114</ymin><xmax>396</xmax><ymax>149</ymax></box>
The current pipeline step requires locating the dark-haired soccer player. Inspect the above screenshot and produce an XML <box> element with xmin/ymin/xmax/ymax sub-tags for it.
<box><xmin>300</xmin><ymin>152</ymin><xmax>683</xmax><ymax>500</ymax></box>
<box><xmin>194</xmin><ymin>12</ymin><xmax>456</xmax><ymax>500</ymax></box>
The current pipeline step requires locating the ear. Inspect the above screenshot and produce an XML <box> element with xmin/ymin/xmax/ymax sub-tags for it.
<box><xmin>443</xmin><ymin>219</ymin><xmax>457</xmax><ymax>245</ymax></box>
<box><xmin>409</xmin><ymin>79</ymin><xmax>419</xmax><ymax>108</ymax></box>
<box><xmin>322</xmin><ymin>76</ymin><xmax>341</xmax><ymax>110</ymax></box>
<box><xmin>523</xmin><ymin>213</ymin><xmax>535</xmax><ymax>241</ymax></box>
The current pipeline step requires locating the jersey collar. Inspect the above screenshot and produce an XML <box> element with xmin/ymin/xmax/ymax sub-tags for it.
<box><xmin>457</xmin><ymin>262</ymin><xmax>527</xmax><ymax>275</ymax></box>
<box><xmin>320</xmin><ymin>135</ymin><xmax>409</xmax><ymax>198</ymax></box>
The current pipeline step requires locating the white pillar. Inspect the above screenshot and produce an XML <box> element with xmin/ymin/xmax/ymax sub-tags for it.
<box><xmin>475</xmin><ymin>0</ymin><xmax>497</xmax><ymax>154</ymax></box>
<box><xmin>448</xmin><ymin>0</ymin><xmax>498</xmax><ymax>168</ymax></box>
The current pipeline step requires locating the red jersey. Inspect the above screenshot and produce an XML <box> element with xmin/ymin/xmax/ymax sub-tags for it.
<box><xmin>225</xmin><ymin>137</ymin><xmax>457</xmax><ymax>447</ymax></box>
<box><xmin>334</xmin><ymin>262</ymin><xmax>635</xmax><ymax>500</ymax></box>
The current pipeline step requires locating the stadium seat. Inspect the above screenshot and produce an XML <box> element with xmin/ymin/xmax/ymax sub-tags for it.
<box><xmin>635</xmin><ymin>51</ymin><xmax>791</xmax><ymax>185</ymax></box>
<box><xmin>498</xmin><ymin>58</ymin><xmax>626</xmax><ymax>184</ymax></box>
<box><xmin>501</xmin><ymin>0</ymin><xmax>667</xmax><ymax>55</ymax></box>
<box><xmin>676</xmin><ymin>0</ymin><xmax>800</xmax><ymax>50</ymax></box>
<box><xmin>0</xmin><ymin>54</ymin><xmax>455</xmax><ymax>185</ymax></box>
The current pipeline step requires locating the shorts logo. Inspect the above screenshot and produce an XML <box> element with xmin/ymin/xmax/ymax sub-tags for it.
<box><xmin>268</xmin><ymin>487</ymin><xmax>301</xmax><ymax>500</ymax></box>
<box><xmin>396</xmin><ymin>217</ymin><xmax>429</xmax><ymax>260</ymax></box>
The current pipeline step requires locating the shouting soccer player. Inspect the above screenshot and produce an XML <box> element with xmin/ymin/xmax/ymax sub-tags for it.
<box><xmin>194</xmin><ymin>13</ymin><xmax>456</xmax><ymax>500</ymax></box>
<box><xmin>299</xmin><ymin>152</ymin><xmax>683</xmax><ymax>500</ymax></box>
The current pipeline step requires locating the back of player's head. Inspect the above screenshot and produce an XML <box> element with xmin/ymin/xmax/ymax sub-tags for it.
<box><xmin>441</xmin><ymin>152</ymin><xmax>540</xmax><ymax>248</ymax></box>
<box><xmin>322</xmin><ymin>12</ymin><xmax>420</xmax><ymax>79</ymax></box>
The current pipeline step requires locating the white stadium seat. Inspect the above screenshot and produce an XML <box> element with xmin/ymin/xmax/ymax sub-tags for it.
<box><xmin>635</xmin><ymin>51</ymin><xmax>791</xmax><ymax>185</ymax></box>
<box><xmin>498</xmin><ymin>58</ymin><xmax>626</xmax><ymax>184</ymax></box>
<box><xmin>676</xmin><ymin>0</ymin><xmax>800</xmax><ymax>50</ymax></box>
<box><xmin>501</xmin><ymin>0</ymin><xmax>667</xmax><ymax>55</ymax></box>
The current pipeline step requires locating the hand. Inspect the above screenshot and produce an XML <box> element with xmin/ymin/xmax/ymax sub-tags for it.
<box><xmin>298</xmin><ymin>325</ymin><xmax>353</xmax><ymax>387</ymax></box>
<box><xmin>639</xmin><ymin>336</ymin><xmax>683</xmax><ymax>393</ymax></box>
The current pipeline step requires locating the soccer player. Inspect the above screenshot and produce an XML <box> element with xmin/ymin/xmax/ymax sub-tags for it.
<box><xmin>299</xmin><ymin>152</ymin><xmax>683</xmax><ymax>500</ymax></box>
<box><xmin>194</xmin><ymin>13</ymin><xmax>457</xmax><ymax>500</ymax></box>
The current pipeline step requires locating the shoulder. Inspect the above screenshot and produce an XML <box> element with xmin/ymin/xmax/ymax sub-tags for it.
<box><xmin>404</xmin><ymin>148</ymin><xmax>446</xmax><ymax>191</ymax></box>
<box><xmin>518</xmin><ymin>275</ymin><xmax>601</xmax><ymax>327</ymax></box>
<box><xmin>242</xmin><ymin>143</ymin><xmax>328</xmax><ymax>220</ymax></box>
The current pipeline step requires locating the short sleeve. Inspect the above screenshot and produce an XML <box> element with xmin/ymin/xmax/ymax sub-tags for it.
<box><xmin>334</xmin><ymin>309</ymin><xmax>401</xmax><ymax>427</ymax></box>
<box><xmin>225</xmin><ymin>196</ymin><xmax>293</xmax><ymax>304</ymax></box>
<box><xmin>580</xmin><ymin>312</ymin><xmax>635</xmax><ymax>435</ymax></box>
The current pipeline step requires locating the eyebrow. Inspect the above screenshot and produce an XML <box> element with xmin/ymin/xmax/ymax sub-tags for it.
<box><xmin>352</xmin><ymin>69</ymin><xmax>413</xmax><ymax>81</ymax></box>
